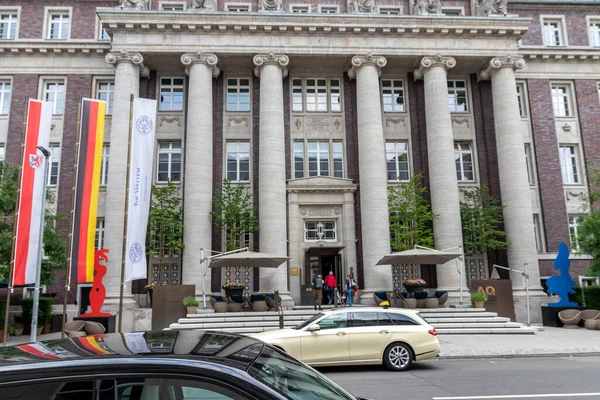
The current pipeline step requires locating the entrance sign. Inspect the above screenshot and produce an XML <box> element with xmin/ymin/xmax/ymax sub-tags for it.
<box><xmin>471</xmin><ymin>279</ymin><xmax>516</xmax><ymax>322</ymax></box>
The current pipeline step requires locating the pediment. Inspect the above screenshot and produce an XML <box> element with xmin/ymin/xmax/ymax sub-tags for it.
<box><xmin>287</xmin><ymin>176</ymin><xmax>357</xmax><ymax>193</ymax></box>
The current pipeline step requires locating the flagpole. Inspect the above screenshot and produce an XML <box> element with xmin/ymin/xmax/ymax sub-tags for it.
<box><xmin>2</xmin><ymin>97</ymin><xmax>29</xmax><ymax>345</ymax></box>
<box><xmin>118</xmin><ymin>94</ymin><xmax>135</xmax><ymax>333</ymax></box>
<box><xmin>61</xmin><ymin>99</ymin><xmax>83</xmax><ymax>338</ymax></box>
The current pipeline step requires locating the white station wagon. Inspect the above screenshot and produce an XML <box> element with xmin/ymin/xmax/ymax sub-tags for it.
<box><xmin>251</xmin><ymin>307</ymin><xmax>440</xmax><ymax>371</ymax></box>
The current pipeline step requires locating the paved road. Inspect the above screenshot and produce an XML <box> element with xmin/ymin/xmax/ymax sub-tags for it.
<box><xmin>321</xmin><ymin>356</ymin><xmax>600</xmax><ymax>400</ymax></box>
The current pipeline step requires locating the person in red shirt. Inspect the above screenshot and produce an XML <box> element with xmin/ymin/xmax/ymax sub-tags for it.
<box><xmin>324</xmin><ymin>271</ymin><xmax>337</xmax><ymax>305</ymax></box>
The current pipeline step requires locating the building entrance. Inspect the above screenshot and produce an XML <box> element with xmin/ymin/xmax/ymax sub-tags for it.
<box><xmin>302</xmin><ymin>247</ymin><xmax>344</xmax><ymax>305</ymax></box>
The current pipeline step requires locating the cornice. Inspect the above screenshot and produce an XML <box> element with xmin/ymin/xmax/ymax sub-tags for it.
<box><xmin>519</xmin><ymin>46</ymin><xmax>600</xmax><ymax>61</ymax></box>
<box><xmin>0</xmin><ymin>41</ymin><xmax>110</xmax><ymax>55</ymax></box>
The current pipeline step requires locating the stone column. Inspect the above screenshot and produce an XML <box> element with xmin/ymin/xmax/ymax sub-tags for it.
<box><xmin>480</xmin><ymin>56</ymin><xmax>545</xmax><ymax>323</ymax></box>
<box><xmin>180</xmin><ymin>53</ymin><xmax>219</xmax><ymax>300</ymax></box>
<box><xmin>348</xmin><ymin>54</ymin><xmax>391</xmax><ymax>303</ymax></box>
<box><xmin>103</xmin><ymin>51</ymin><xmax>149</xmax><ymax>331</ymax></box>
<box><xmin>253</xmin><ymin>53</ymin><xmax>292</xmax><ymax>305</ymax></box>
<box><xmin>414</xmin><ymin>55</ymin><xmax>467</xmax><ymax>298</ymax></box>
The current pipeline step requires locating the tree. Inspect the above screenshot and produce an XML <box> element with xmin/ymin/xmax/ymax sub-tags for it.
<box><xmin>210</xmin><ymin>179</ymin><xmax>259</xmax><ymax>251</ymax></box>
<box><xmin>575</xmin><ymin>166</ymin><xmax>600</xmax><ymax>276</ymax></box>
<box><xmin>0</xmin><ymin>162</ymin><xmax>67</xmax><ymax>285</ymax></box>
<box><xmin>459</xmin><ymin>186</ymin><xmax>508</xmax><ymax>272</ymax></box>
<box><xmin>388</xmin><ymin>173</ymin><xmax>436</xmax><ymax>252</ymax></box>
<box><xmin>146</xmin><ymin>181</ymin><xmax>184</xmax><ymax>282</ymax></box>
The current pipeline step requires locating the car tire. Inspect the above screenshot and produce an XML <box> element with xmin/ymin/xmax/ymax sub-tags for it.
<box><xmin>383</xmin><ymin>342</ymin><xmax>413</xmax><ymax>371</ymax></box>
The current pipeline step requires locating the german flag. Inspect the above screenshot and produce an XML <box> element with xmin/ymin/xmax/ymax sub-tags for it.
<box><xmin>71</xmin><ymin>99</ymin><xmax>106</xmax><ymax>283</ymax></box>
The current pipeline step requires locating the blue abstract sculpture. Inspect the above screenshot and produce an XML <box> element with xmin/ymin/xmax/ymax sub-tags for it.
<box><xmin>547</xmin><ymin>242</ymin><xmax>578</xmax><ymax>307</ymax></box>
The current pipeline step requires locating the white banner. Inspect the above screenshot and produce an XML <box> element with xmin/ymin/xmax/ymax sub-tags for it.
<box><xmin>125</xmin><ymin>97</ymin><xmax>157</xmax><ymax>282</ymax></box>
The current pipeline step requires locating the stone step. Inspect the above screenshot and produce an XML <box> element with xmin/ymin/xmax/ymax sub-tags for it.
<box><xmin>421</xmin><ymin>312</ymin><xmax>498</xmax><ymax>318</ymax></box>
<box><xmin>436</xmin><ymin>327</ymin><xmax>537</xmax><ymax>334</ymax></box>
<box><xmin>170</xmin><ymin>321</ymin><xmax>297</xmax><ymax>330</ymax></box>
<box><xmin>430</xmin><ymin>322</ymin><xmax>523</xmax><ymax>329</ymax></box>
<box><xmin>426</xmin><ymin>317</ymin><xmax>511</xmax><ymax>323</ymax></box>
<box><xmin>180</xmin><ymin>315</ymin><xmax>308</xmax><ymax>324</ymax></box>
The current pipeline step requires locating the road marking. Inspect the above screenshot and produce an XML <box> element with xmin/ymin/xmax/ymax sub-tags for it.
<box><xmin>433</xmin><ymin>393</ymin><xmax>600</xmax><ymax>399</ymax></box>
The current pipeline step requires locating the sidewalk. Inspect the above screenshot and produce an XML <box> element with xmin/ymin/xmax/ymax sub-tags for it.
<box><xmin>439</xmin><ymin>326</ymin><xmax>600</xmax><ymax>359</ymax></box>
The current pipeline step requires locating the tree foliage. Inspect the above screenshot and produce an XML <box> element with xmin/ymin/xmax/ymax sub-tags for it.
<box><xmin>210</xmin><ymin>179</ymin><xmax>259</xmax><ymax>251</ymax></box>
<box><xmin>146</xmin><ymin>181</ymin><xmax>184</xmax><ymax>267</ymax></box>
<box><xmin>459</xmin><ymin>186</ymin><xmax>509</xmax><ymax>255</ymax></box>
<box><xmin>576</xmin><ymin>166</ymin><xmax>600</xmax><ymax>275</ymax></box>
<box><xmin>388</xmin><ymin>173</ymin><xmax>436</xmax><ymax>252</ymax></box>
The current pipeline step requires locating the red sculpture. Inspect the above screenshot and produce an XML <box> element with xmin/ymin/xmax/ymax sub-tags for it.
<box><xmin>81</xmin><ymin>249</ymin><xmax>112</xmax><ymax>317</ymax></box>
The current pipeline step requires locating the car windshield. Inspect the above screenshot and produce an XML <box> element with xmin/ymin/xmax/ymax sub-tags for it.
<box><xmin>248</xmin><ymin>346</ymin><xmax>357</xmax><ymax>400</ymax></box>
<box><xmin>293</xmin><ymin>313</ymin><xmax>324</xmax><ymax>330</ymax></box>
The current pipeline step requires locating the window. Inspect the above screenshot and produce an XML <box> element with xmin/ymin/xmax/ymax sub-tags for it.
<box><xmin>305</xmin><ymin>221</ymin><xmax>336</xmax><ymax>241</ymax></box>
<box><xmin>48</xmin><ymin>144</ymin><xmax>61</xmax><ymax>186</ymax></box>
<box><xmin>533</xmin><ymin>214</ymin><xmax>544</xmax><ymax>253</ymax></box>
<box><xmin>161</xmin><ymin>2</ymin><xmax>185</xmax><ymax>10</ymax></box>
<box><xmin>0</xmin><ymin>80</ymin><xmax>11</xmax><ymax>115</ymax></box>
<box><xmin>226</xmin><ymin>141</ymin><xmax>250</xmax><ymax>182</ymax></box>
<box><xmin>516</xmin><ymin>82</ymin><xmax>527</xmax><ymax>117</ymax></box>
<box><xmin>378</xmin><ymin>6</ymin><xmax>401</xmax><ymax>15</ymax></box>
<box><xmin>559</xmin><ymin>145</ymin><xmax>580</xmax><ymax>184</ymax></box>
<box><xmin>0</xmin><ymin>11</ymin><xmax>18</xmax><ymax>40</ymax></box>
<box><xmin>381</xmin><ymin>312</ymin><xmax>420</xmax><ymax>326</ymax></box>
<box><xmin>291</xmin><ymin>78</ymin><xmax>342</xmax><ymax>113</ymax></box>
<box><xmin>569</xmin><ymin>215</ymin><xmax>582</xmax><ymax>251</ymax></box>
<box><xmin>542</xmin><ymin>18</ymin><xmax>565</xmax><ymax>46</ymax></box>
<box><xmin>290</xmin><ymin>5</ymin><xmax>310</xmax><ymax>13</ymax></box>
<box><xmin>47</xmin><ymin>10</ymin><xmax>70</xmax><ymax>40</ymax></box>
<box><xmin>525</xmin><ymin>143</ymin><xmax>535</xmax><ymax>185</ymax></box>
<box><xmin>551</xmin><ymin>85</ymin><xmax>572</xmax><ymax>117</ymax></box>
<box><xmin>226</xmin><ymin>78</ymin><xmax>250</xmax><ymax>112</ymax></box>
<box><xmin>381</xmin><ymin>79</ymin><xmax>405</xmax><ymax>112</ymax></box>
<box><xmin>442</xmin><ymin>8</ymin><xmax>462</xmax><ymax>16</ymax></box>
<box><xmin>386</xmin><ymin>141</ymin><xmax>410</xmax><ymax>181</ymax></box>
<box><xmin>294</xmin><ymin>139</ymin><xmax>344</xmax><ymax>178</ymax></box>
<box><xmin>226</xmin><ymin>3</ymin><xmax>251</xmax><ymax>12</ymax></box>
<box><xmin>98</xmin><ymin>22</ymin><xmax>110</xmax><ymax>41</ymax></box>
<box><xmin>100</xmin><ymin>145</ymin><xmax>109</xmax><ymax>186</ymax></box>
<box><xmin>2</xmin><ymin>380</ymin><xmax>95</xmax><ymax>400</ymax></box>
<box><xmin>95</xmin><ymin>218</ymin><xmax>105</xmax><ymax>250</ymax></box>
<box><xmin>454</xmin><ymin>141</ymin><xmax>474</xmax><ymax>181</ymax></box>
<box><xmin>590</xmin><ymin>19</ymin><xmax>600</xmax><ymax>46</ymax></box>
<box><xmin>159</xmin><ymin>77</ymin><xmax>184</xmax><ymax>111</ymax></box>
<box><xmin>0</xmin><ymin>143</ymin><xmax>5</xmax><ymax>162</ymax></box>
<box><xmin>43</xmin><ymin>81</ymin><xmax>65</xmax><ymax>115</ymax></box>
<box><xmin>349</xmin><ymin>312</ymin><xmax>378</xmax><ymax>327</ymax></box>
<box><xmin>448</xmin><ymin>80</ymin><xmax>468</xmax><ymax>112</ymax></box>
<box><xmin>319</xmin><ymin>5</ymin><xmax>339</xmax><ymax>13</ymax></box>
<box><xmin>96</xmin><ymin>81</ymin><xmax>115</xmax><ymax>115</ymax></box>
<box><xmin>157</xmin><ymin>141</ymin><xmax>182</xmax><ymax>183</ymax></box>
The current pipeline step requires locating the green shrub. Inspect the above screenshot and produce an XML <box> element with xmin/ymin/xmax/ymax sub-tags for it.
<box><xmin>583</xmin><ymin>286</ymin><xmax>600</xmax><ymax>310</ymax></box>
<box><xmin>20</xmin><ymin>298</ymin><xmax>33</xmax><ymax>325</ymax></box>
<box><xmin>471</xmin><ymin>292</ymin><xmax>488</xmax><ymax>303</ymax></box>
<box><xmin>0</xmin><ymin>300</ymin><xmax>5</xmax><ymax>329</ymax></box>
<box><xmin>183</xmin><ymin>296</ymin><xmax>199</xmax><ymax>307</ymax></box>
<box><xmin>570</xmin><ymin>286</ymin><xmax>584</xmax><ymax>305</ymax></box>
<box><xmin>20</xmin><ymin>297</ymin><xmax>53</xmax><ymax>325</ymax></box>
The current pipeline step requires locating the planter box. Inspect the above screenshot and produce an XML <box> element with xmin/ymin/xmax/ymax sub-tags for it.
<box><xmin>224</xmin><ymin>288</ymin><xmax>244</xmax><ymax>298</ymax></box>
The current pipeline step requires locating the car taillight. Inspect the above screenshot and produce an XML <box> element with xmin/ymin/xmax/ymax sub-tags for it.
<box><xmin>428</xmin><ymin>329</ymin><xmax>437</xmax><ymax>336</ymax></box>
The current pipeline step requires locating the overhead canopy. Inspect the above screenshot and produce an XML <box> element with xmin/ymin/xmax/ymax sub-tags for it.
<box><xmin>209</xmin><ymin>251</ymin><xmax>290</xmax><ymax>269</ymax></box>
<box><xmin>376</xmin><ymin>248</ymin><xmax>462</xmax><ymax>266</ymax></box>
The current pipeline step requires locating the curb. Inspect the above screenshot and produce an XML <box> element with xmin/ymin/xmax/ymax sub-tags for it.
<box><xmin>438</xmin><ymin>352</ymin><xmax>600</xmax><ymax>360</ymax></box>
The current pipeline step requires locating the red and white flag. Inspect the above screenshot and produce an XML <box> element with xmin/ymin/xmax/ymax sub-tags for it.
<box><xmin>12</xmin><ymin>99</ymin><xmax>52</xmax><ymax>286</ymax></box>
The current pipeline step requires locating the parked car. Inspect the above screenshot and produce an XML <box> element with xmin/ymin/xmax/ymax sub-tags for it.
<box><xmin>251</xmin><ymin>307</ymin><xmax>440</xmax><ymax>371</ymax></box>
<box><xmin>0</xmin><ymin>330</ymin><xmax>370</xmax><ymax>400</ymax></box>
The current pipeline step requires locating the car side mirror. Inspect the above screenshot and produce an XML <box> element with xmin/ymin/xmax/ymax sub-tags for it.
<box><xmin>308</xmin><ymin>324</ymin><xmax>321</xmax><ymax>332</ymax></box>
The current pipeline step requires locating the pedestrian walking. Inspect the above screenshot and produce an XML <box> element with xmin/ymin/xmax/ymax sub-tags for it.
<box><xmin>345</xmin><ymin>273</ymin><xmax>357</xmax><ymax>307</ymax></box>
<box><xmin>312</xmin><ymin>273</ymin><xmax>324</xmax><ymax>311</ymax></box>
<box><xmin>324</xmin><ymin>271</ymin><xmax>336</xmax><ymax>305</ymax></box>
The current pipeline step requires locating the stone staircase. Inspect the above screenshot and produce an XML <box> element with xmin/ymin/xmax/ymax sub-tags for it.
<box><xmin>168</xmin><ymin>306</ymin><xmax>537</xmax><ymax>334</ymax></box>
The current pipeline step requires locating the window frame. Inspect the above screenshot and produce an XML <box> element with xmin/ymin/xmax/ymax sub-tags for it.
<box><xmin>95</xmin><ymin>79</ymin><xmax>115</xmax><ymax>115</ymax></box>
<box><xmin>558</xmin><ymin>144</ymin><xmax>581</xmax><ymax>185</ymax></box>
<box><xmin>386</xmin><ymin>140</ymin><xmax>410</xmax><ymax>182</ymax></box>
<box><xmin>100</xmin><ymin>144</ymin><xmax>109</xmax><ymax>187</ymax></box>
<box><xmin>0</xmin><ymin>143</ymin><xmax>5</xmax><ymax>162</ymax></box>
<box><xmin>568</xmin><ymin>214</ymin><xmax>583</xmax><ymax>251</ymax></box>
<box><xmin>377</xmin><ymin>5</ymin><xmax>402</xmax><ymax>15</ymax></box>
<box><xmin>533</xmin><ymin>213</ymin><xmax>546</xmax><ymax>253</ymax></box>
<box><xmin>41</xmin><ymin>79</ymin><xmax>66</xmax><ymax>116</ymax></box>
<box><xmin>447</xmin><ymin>79</ymin><xmax>469</xmax><ymax>113</ymax></box>
<box><xmin>156</xmin><ymin>141</ymin><xmax>182</xmax><ymax>184</ymax></box>
<box><xmin>381</xmin><ymin>78</ymin><xmax>406</xmax><ymax>113</ymax></box>
<box><xmin>516</xmin><ymin>81</ymin><xmax>528</xmax><ymax>118</ymax></box>
<box><xmin>293</xmin><ymin>139</ymin><xmax>345</xmax><ymax>179</ymax></box>
<box><xmin>291</xmin><ymin>77</ymin><xmax>343</xmax><ymax>114</ymax></box>
<box><xmin>441</xmin><ymin>7</ymin><xmax>463</xmax><ymax>16</ymax></box>
<box><xmin>318</xmin><ymin>5</ymin><xmax>339</xmax><ymax>13</ymax></box>
<box><xmin>225</xmin><ymin>140</ymin><xmax>251</xmax><ymax>182</ymax></box>
<box><xmin>454</xmin><ymin>141</ymin><xmax>475</xmax><ymax>182</ymax></box>
<box><xmin>304</xmin><ymin>220</ymin><xmax>337</xmax><ymax>242</ymax></box>
<box><xmin>0</xmin><ymin>78</ymin><xmax>12</xmax><ymax>115</ymax></box>
<box><xmin>225</xmin><ymin>3</ymin><xmax>252</xmax><ymax>12</ymax></box>
<box><xmin>47</xmin><ymin>143</ymin><xmax>61</xmax><ymax>187</ymax></box>
<box><xmin>44</xmin><ymin>7</ymin><xmax>72</xmax><ymax>41</ymax></box>
<box><xmin>159</xmin><ymin>1</ymin><xmax>187</xmax><ymax>10</ymax></box>
<box><xmin>95</xmin><ymin>218</ymin><xmax>105</xmax><ymax>250</ymax></box>
<box><xmin>551</xmin><ymin>83</ymin><xmax>573</xmax><ymax>118</ymax></box>
<box><xmin>0</xmin><ymin>7</ymin><xmax>20</xmax><ymax>40</ymax></box>
<box><xmin>226</xmin><ymin>77</ymin><xmax>251</xmax><ymax>112</ymax></box>
<box><xmin>524</xmin><ymin>143</ymin><xmax>536</xmax><ymax>186</ymax></box>
<box><xmin>289</xmin><ymin>4</ymin><xmax>311</xmax><ymax>13</ymax></box>
<box><xmin>159</xmin><ymin>77</ymin><xmax>185</xmax><ymax>112</ymax></box>
<box><xmin>541</xmin><ymin>15</ymin><xmax>567</xmax><ymax>47</ymax></box>
<box><xmin>588</xmin><ymin>17</ymin><xmax>600</xmax><ymax>47</ymax></box>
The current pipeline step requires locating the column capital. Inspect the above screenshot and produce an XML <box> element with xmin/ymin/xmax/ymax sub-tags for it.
<box><xmin>347</xmin><ymin>53</ymin><xmax>387</xmax><ymax>79</ymax></box>
<box><xmin>478</xmin><ymin>56</ymin><xmax>526</xmax><ymax>80</ymax></box>
<box><xmin>181</xmin><ymin>52</ymin><xmax>220</xmax><ymax>77</ymax></box>
<box><xmin>413</xmin><ymin>55</ymin><xmax>456</xmax><ymax>80</ymax></box>
<box><xmin>105</xmin><ymin>51</ymin><xmax>149</xmax><ymax>78</ymax></box>
<box><xmin>253</xmin><ymin>52</ymin><xmax>289</xmax><ymax>78</ymax></box>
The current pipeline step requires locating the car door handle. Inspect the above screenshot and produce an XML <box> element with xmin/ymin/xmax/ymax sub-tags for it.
<box><xmin>379</xmin><ymin>330</ymin><xmax>389</xmax><ymax>334</ymax></box>
<box><xmin>337</xmin><ymin>332</ymin><xmax>346</xmax><ymax>336</ymax></box>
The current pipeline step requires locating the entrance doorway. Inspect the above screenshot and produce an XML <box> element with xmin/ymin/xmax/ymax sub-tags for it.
<box><xmin>303</xmin><ymin>248</ymin><xmax>344</xmax><ymax>305</ymax></box>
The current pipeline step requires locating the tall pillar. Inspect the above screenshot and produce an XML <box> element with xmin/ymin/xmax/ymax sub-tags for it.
<box><xmin>253</xmin><ymin>53</ymin><xmax>291</xmax><ymax>305</ymax></box>
<box><xmin>414</xmin><ymin>55</ymin><xmax>467</xmax><ymax>298</ymax></box>
<box><xmin>348</xmin><ymin>54</ymin><xmax>391</xmax><ymax>302</ymax></box>
<box><xmin>103</xmin><ymin>51</ymin><xmax>148</xmax><ymax>330</ymax></box>
<box><xmin>180</xmin><ymin>53</ymin><xmax>219</xmax><ymax>298</ymax></box>
<box><xmin>480</xmin><ymin>56</ymin><xmax>545</xmax><ymax>323</ymax></box>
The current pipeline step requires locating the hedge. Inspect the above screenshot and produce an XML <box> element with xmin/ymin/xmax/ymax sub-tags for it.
<box><xmin>21</xmin><ymin>297</ymin><xmax>53</xmax><ymax>325</ymax></box>
<box><xmin>583</xmin><ymin>286</ymin><xmax>600</xmax><ymax>310</ymax></box>
<box><xmin>0</xmin><ymin>300</ymin><xmax>5</xmax><ymax>329</ymax></box>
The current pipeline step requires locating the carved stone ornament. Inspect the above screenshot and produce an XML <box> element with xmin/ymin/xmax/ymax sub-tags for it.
<box><xmin>105</xmin><ymin>51</ymin><xmax>150</xmax><ymax>78</ymax></box>
<box><xmin>410</xmin><ymin>0</ymin><xmax>441</xmax><ymax>15</ymax></box>
<box><xmin>119</xmin><ymin>0</ymin><xmax>150</xmax><ymax>10</ymax></box>
<box><xmin>472</xmin><ymin>0</ymin><xmax>507</xmax><ymax>17</ymax></box>
<box><xmin>259</xmin><ymin>0</ymin><xmax>283</xmax><ymax>11</ymax></box>
<box><xmin>413</xmin><ymin>55</ymin><xmax>456</xmax><ymax>80</ymax></box>
<box><xmin>348</xmin><ymin>53</ymin><xmax>387</xmax><ymax>79</ymax></box>
<box><xmin>190</xmin><ymin>0</ymin><xmax>217</xmax><ymax>11</ymax></box>
<box><xmin>479</xmin><ymin>56</ymin><xmax>526</xmax><ymax>80</ymax></box>
<box><xmin>181</xmin><ymin>52</ymin><xmax>220</xmax><ymax>77</ymax></box>
<box><xmin>253</xmin><ymin>52</ymin><xmax>290</xmax><ymax>78</ymax></box>
<box><xmin>347</xmin><ymin>0</ymin><xmax>375</xmax><ymax>13</ymax></box>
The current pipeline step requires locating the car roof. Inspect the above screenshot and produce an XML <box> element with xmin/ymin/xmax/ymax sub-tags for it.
<box><xmin>323</xmin><ymin>307</ymin><xmax>421</xmax><ymax>316</ymax></box>
<box><xmin>0</xmin><ymin>330</ymin><xmax>266</xmax><ymax>371</ymax></box>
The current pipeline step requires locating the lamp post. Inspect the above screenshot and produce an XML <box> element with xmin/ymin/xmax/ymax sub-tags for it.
<box><xmin>414</xmin><ymin>244</ymin><xmax>465</xmax><ymax>305</ymax></box>
<box><xmin>30</xmin><ymin>146</ymin><xmax>51</xmax><ymax>343</ymax></box>
<box><xmin>493</xmin><ymin>263</ymin><xmax>530</xmax><ymax>327</ymax></box>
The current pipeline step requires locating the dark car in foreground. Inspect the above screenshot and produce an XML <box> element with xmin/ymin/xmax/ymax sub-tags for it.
<box><xmin>0</xmin><ymin>330</ymin><xmax>368</xmax><ymax>400</ymax></box>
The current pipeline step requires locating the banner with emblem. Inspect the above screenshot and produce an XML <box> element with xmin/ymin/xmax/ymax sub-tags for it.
<box><xmin>124</xmin><ymin>97</ymin><xmax>157</xmax><ymax>282</ymax></box>
<box><xmin>12</xmin><ymin>99</ymin><xmax>52</xmax><ymax>286</ymax></box>
<box><xmin>71</xmin><ymin>99</ymin><xmax>106</xmax><ymax>283</ymax></box>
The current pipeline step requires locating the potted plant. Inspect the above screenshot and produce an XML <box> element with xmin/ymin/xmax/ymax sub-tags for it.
<box><xmin>222</xmin><ymin>282</ymin><xmax>245</xmax><ymax>298</ymax></box>
<box><xmin>7</xmin><ymin>325</ymin><xmax>15</xmax><ymax>337</ymax></box>
<box><xmin>183</xmin><ymin>296</ymin><xmax>199</xmax><ymax>315</ymax></box>
<box><xmin>13</xmin><ymin>322</ymin><xmax>24</xmax><ymax>336</ymax></box>
<box><xmin>471</xmin><ymin>292</ymin><xmax>488</xmax><ymax>309</ymax></box>
<box><xmin>403</xmin><ymin>279</ymin><xmax>427</xmax><ymax>294</ymax></box>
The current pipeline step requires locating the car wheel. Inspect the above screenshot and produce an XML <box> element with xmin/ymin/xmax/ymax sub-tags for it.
<box><xmin>383</xmin><ymin>342</ymin><xmax>413</xmax><ymax>371</ymax></box>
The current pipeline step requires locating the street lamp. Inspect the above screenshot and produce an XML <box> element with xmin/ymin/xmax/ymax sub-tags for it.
<box><xmin>414</xmin><ymin>244</ymin><xmax>466</xmax><ymax>305</ymax></box>
<box><xmin>492</xmin><ymin>263</ymin><xmax>531</xmax><ymax>327</ymax></box>
<box><xmin>30</xmin><ymin>146</ymin><xmax>51</xmax><ymax>343</ymax></box>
